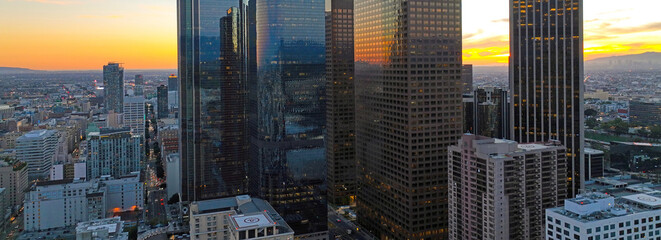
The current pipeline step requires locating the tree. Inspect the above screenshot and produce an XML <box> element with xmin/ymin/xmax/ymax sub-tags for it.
<box><xmin>127</xmin><ymin>226</ymin><xmax>137</xmax><ymax>240</ymax></box>
<box><xmin>650</xmin><ymin>126</ymin><xmax>661</xmax><ymax>139</ymax></box>
<box><xmin>586</xmin><ymin>118</ymin><xmax>599</xmax><ymax>129</ymax></box>
<box><xmin>585</xmin><ymin>109</ymin><xmax>599</xmax><ymax>117</ymax></box>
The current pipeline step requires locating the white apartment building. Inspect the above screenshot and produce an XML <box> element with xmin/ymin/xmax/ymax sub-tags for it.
<box><xmin>122</xmin><ymin>96</ymin><xmax>145</xmax><ymax>136</ymax></box>
<box><xmin>16</xmin><ymin>129</ymin><xmax>59</xmax><ymax>181</ymax></box>
<box><xmin>86</xmin><ymin>128</ymin><xmax>143</xmax><ymax>180</ymax></box>
<box><xmin>190</xmin><ymin>195</ymin><xmax>294</xmax><ymax>240</ymax></box>
<box><xmin>546</xmin><ymin>192</ymin><xmax>661</xmax><ymax>240</ymax></box>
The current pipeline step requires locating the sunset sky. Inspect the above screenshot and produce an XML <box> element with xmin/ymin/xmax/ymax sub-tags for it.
<box><xmin>0</xmin><ymin>0</ymin><xmax>660</xmax><ymax>70</ymax></box>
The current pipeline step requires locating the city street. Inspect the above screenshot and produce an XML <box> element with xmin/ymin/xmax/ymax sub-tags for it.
<box><xmin>328</xmin><ymin>208</ymin><xmax>373</xmax><ymax>240</ymax></box>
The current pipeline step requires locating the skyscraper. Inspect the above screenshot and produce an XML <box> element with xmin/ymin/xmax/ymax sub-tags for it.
<box><xmin>103</xmin><ymin>62</ymin><xmax>124</xmax><ymax>113</ymax></box>
<box><xmin>168</xmin><ymin>74</ymin><xmax>178</xmax><ymax>92</ymax></box>
<box><xmin>448</xmin><ymin>134</ymin><xmax>567</xmax><ymax>239</ymax></box>
<box><xmin>354</xmin><ymin>0</ymin><xmax>463</xmax><ymax>238</ymax></box>
<box><xmin>157</xmin><ymin>85</ymin><xmax>168</xmax><ymax>119</ymax></box>
<box><xmin>134</xmin><ymin>74</ymin><xmax>144</xmax><ymax>96</ymax></box>
<box><xmin>510</xmin><ymin>0</ymin><xmax>584</xmax><ymax>195</ymax></box>
<box><xmin>325</xmin><ymin>0</ymin><xmax>356</xmax><ymax>206</ymax></box>
<box><xmin>122</xmin><ymin>96</ymin><xmax>145</xmax><ymax>137</ymax></box>
<box><xmin>465</xmin><ymin>87</ymin><xmax>511</xmax><ymax>139</ymax></box>
<box><xmin>462</xmin><ymin>64</ymin><xmax>473</xmax><ymax>94</ymax></box>
<box><xmin>249</xmin><ymin>0</ymin><xmax>327</xmax><ymax>238</ymax></box>
<box><xmin>86</xmin><ymin>128</ymin><xmax>143</xmax><ymax>180</ymax></box>
<box><xmin>177</xmin><ymin>0</ymin><xmax>254</xmax><ymax>202</ymax></box>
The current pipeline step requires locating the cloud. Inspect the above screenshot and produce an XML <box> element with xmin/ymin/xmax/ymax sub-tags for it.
<box><xmin>77</xmin><ymin>15</ymin><xmax>124</xmax><ymax>19</ymax></box>
<box><xmin>491</xmin><ymin>18</ymin><xmax>509</xmax><ymax>23</ymax></box>
<box><xmin>464</xmin><ymin>35</ymin><xmax>509</xmax><ymax>49</ymax></box>
<box><xmin>463</xmin><ymin>29</ymin><xmax>484</xmax><ymax>40</ymax></box>
<box><xmin>605</xmin><ymin>22</ymin><xmax>661</xmax><ymax>34</ymax></box>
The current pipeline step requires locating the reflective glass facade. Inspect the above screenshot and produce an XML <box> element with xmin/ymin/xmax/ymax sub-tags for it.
<box><xmin>103</xmin><ymin>62</ymin><xmax>124</xmax><ymax>113</ymax></box>
<box><xmin>354</xmin><ymin>0</ymin><xmax>463</xmax><ymax>239</ymax></box>
<box><xmin>177</xmin><ymin>0</ymin><xmax>254</xmax><ymax>202</ymax></box>
<box><xmin>249</xmin><ymin>0</ymin><xmax>327</xmax><ymax>237</ymax></box>
<box><xmin>510</xmin><ymin>0</ymin><xmax>584</xmax><ymax>196</ymax></box>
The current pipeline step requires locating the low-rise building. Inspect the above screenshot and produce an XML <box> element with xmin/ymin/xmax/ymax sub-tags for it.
<box><xmin>24</xmin><ymin>172</ymin><xmax>143</xmax><ymax>231</ymax></box>
<box><xmin>546</xmin><ymin>192</ymin><xmax>661</xmax><ymax>240</ymax></box>
<box><xmin>190</xmin><ymin>195</ymin><xmax>294</xmax><ymax>240</ymax></box>
<box><xmin>76</xmin><ymin>217</ymin><xmax>128</xmax><ymax>240</ymax></box>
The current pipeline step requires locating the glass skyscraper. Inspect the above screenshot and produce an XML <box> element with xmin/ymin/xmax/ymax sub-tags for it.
<box><xmin>249</xmin><ymin>0</ymin><xmax>327</xmax><ymax>237</ymax></box>
<box><xmin>354</xmin><ymin>0</ymin><xmax>463</xmax><ymax>239</ymax></box>
<box><xmin>103</xmin><ymin>62</ymin><xmax>124</xmax><ymax>113</ymax></box>
<box><xmin>177</xmin><ymin>0</ymin><xmax>254</xmax><ymax>202</ymax></box>
<box><xmin>510</xmin><ymin>0</ymin><xmax>584</xmax><ymax>196</ymax></box>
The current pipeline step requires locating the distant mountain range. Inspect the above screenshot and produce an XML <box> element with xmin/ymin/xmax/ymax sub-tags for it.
<box><xmin>0</xmin><ymin>67</ymin><xmax>43</xmax><ymax>74</ymax></box>
<box><xmin>585</xmin><ymin>52</ymin><xmax>661</xmax><ymax>71</ymax></box>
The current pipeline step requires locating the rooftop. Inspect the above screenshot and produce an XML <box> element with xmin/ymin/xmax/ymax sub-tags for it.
<box><xmin>548</xmin><ymin>192</ymin><xmax>661</xmax><ymax>223</ymax></box>
<box><xmin>192</xmin><ymin>195</ymin><xmax>293</xmax><ymax>234</ymax></box>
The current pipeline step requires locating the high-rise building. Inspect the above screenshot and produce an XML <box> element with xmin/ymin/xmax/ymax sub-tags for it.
<box><xmin>103</xmin><ymin>62</ymin><xmax>125</xmax><ymax>113</ymax></box>
<box><xmin>464</xmin><ymin>88</ymin><xmax>511</xmax><ymax>139</ymax></box>
<box><xmin>448</xmin><ymin>134</ymin><xmax>567</xmax><ymax>239</ymax></box>
<box><xmin>134</xmin><ymin>74</ymin><xmax>144</xmax><ymax>96</ymax></box>
<box><xmin>123</xmin><ymin>96</ymin><xmax>146</xmax><ymax>136</ymax></box>
<box><xmin>630</xmin><ymin>101</ymin><xmax>661</xmax><ymax>126</ymax></box>
<box><xmin>510</xmin><ymin>0</ymin><xmax>585</xmax><ymax>196</ymax></box>
<box><xmin>168</xmin><ymin>74</ymin><xmax>178</xmax><ymax>92</ymax></box>
<box><xmin>462</xmin><ymin>64</ymin><xmax>473</xmax><ymax>94</ymax></box>
<box><xmin>584</xmin><ymin>148</ymin><xmax>604</xmax><ymax>181</ymax></box>
<box><xmin>177</xmin><ymin>0</ymin><xmax>254</xmax><ymax>202</ymax></box>
<box><xmin>325</xmin><ymin>0</ymin><xmax>356</xmax><ymax>206</ymax></box>
<box><xmin>354</xmin><ymin>0</ymin><xmax>463</xmax><ymax>238</ymax></box>
<box><xmin>16</xmin><ymin>129</ymin><xmax>59</xmax><ymax>181</ymax></box>
<box><xmin>249</xmin><ymin>0</ymin><xmax>327</xmax><ymax>238</ymax></box>
<box><xmin>546</xmin><ymin>192</ymin><xmax>661</xmax><ymax>240</ymax></box>
<box><xmin>157</xmin><ymin>85</ymin><xmax>169</xmax><ymax>119</ymax></box>
<box><xmin>0</xmin><ymin>159</ymin><xmax>28</xmax><ymax>210</ymax></box>
<box><xmin>86</xmin><ymin>128</ymin><xmax>143</xmax><ymax>180</ymax></box>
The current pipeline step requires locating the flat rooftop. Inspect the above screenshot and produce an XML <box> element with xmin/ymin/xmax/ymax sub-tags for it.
<box><xmin>230</xmin><ymin>212</ymin><xmax>277</xmax><ymax>231</ymax></box>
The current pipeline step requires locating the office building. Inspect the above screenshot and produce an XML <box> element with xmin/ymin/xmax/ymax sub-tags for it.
<box><xmin>0</xmin><ymin>105</ymin><xmax>14</xmax><ymax>120</ymax></box>
<box><xmin>189</xmin><ymin>195</ymin><xmax>294</xmax><ymax>240</ymax></box>
<box><xmin>546</xmin><ymin>192</ymin><xmax>661</xmax><ymax>240</ymax></box>
<box><xmin>177</xmin><ymin>0</ymin><xmax>254</xmax><ymax>202</ymax></box>
<box><xmin>86</xmin><ymin>128</ymin><xmax>143</xmax><ymax>180</ymax></box>
<box><xmin>122</xmin><ymin>96</ymin><xmax>145</xmax><ymax>136</ymax></box>
<box><xmin>157</xmin><ymin>85</ymin><xmax>168</xmax><ymax>119</ymax></box>
<box><xmin>76</xmin><ymin>217</ymin><xmax>128</xmax><ymax>240</ymax></box>
<box><xmin>168</xmin><ymin>74</ymin><xmax>178</xmax><ymax>92</ymax></box>
<box><xmin>0</xmin><ymin>188</ymin><xmax>6</xmax><ymax>226</ymax></box>
<box><xmin>157</xmin><ymin>123</ymin><xmax>179</xmax><ymax>157</ymax></box>
<box><xmin>134</xmin><ymin>74</ymin><xmax>144</xmax><ymax>97</ymax></box>
<box><xmin>103</xmin><ymin>62</ymin><xmax>125</xmax><ymax>113</ymax></box>
<box><xmin>249</xmin><ymin>0</ymin><xmax>327</xmax><ymax>238</ymax></box>
<box><xmin>510</xmin><ymin>0</ymin><xmax>585</xmax><ymax>196</ymax></box>
<box><xmin>0</xmin><ymin>159</ymin><xmax>28</xmax><ymax>209</ymax></box>
<box><xmin>448</xmin><ymin>134</ymin><xmax>567</xmax><ymax>239</ymax></box>
<box><xmin>462</xmin><ymin>64</ymin><xmax>473</xmax><ymax>94</ymax></box>
<box><xmin>609</xmin><ymin>141</ymin><xmax>661</xmax><ymax>172</ymax></box>
<box><xmin>354</xmin><ymin>0</ymin><xmax>463</xmax><ymax>238</ymax></box>
<box><xmin>16</xmin><ymin>129</ymin><xmax>59</xmax><ymax>181</ymax></box>
<box><xmin>630</xmin><ymin>101</ymin><xmax>661</xmax><ymax>126</ymax></box>
<box><xmin>325</xmin><ymin>0</ymin><xmax>356</xmax><ymax>206</ymax></box>
<box><xmin>24</xmin><ymin>173</ymin><xmax>143</xmax><ymax>231</ymax></box>
<box><xmin>584</xmin><ymin>148</ymin><xmax>604</xmax><ymax>181</ymax></box>
<box><xmin>464</xmin><ymin>88</ymin><xmax>510</xmax><ymax>139</ymax></box>
<box><xmin>166</xmin><ymin>154</ymin><xmax>180</xmax><ymax>200</ymax></box>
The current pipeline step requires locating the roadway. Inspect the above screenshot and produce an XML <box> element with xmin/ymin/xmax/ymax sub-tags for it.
<box><xmin>328</xmin><ymin>208</ymin><xmax>374</xmax><ymax>240</ymax></box>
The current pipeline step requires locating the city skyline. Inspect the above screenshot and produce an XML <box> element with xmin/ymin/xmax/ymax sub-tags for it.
<box><xmin>0</xmin><ymin>0</ymin><xmax>659</xmax><ymax>70</ymax></box>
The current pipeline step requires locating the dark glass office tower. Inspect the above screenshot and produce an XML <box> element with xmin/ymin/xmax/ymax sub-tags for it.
<box><xmin>249</xmin><ymin>0</ymin><xmax>327</xmax><ymax>238</ymax></box>
<box><xmin>354</xmin><ymin>0</ymin><xmax>463</xmax><ymax>239</ymax></box>
<box><xmin>177</xmin><ymin>0</ymin><xmax>254</xmax><ymax>202</ymax></box>
<box><xmin>157</xmin><ymin>85</ymin><xmax>168</xmax><ymax>119</ymax></box>
<box><xmin>325</xmin><ymin>0</ymin><xmax>356</xmax><ymax>206</ymax></box>
<box><xmin>103</xmin><ymin>62</ymin><xmax>124</xmax><ymax>113</ymax></box>
<box><xmin>510</xmin><ymin>0</ymin><xmax>584</xmax><ymax>196</ymax></box>
<box><xmin>168</xmin><ymin>74</ymin><xmax>178</xmax><ymax>91</ymax></box>
<box><xmin>134</xmin><ymin>74</ymin><xmax>144</xmax><ymax>96</ymax></box>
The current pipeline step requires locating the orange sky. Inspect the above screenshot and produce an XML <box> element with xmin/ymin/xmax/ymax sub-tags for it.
<box><xmin>1</xmin><ymin>0</ymin><xmax>660</xmax><ymax>70</ymax></box>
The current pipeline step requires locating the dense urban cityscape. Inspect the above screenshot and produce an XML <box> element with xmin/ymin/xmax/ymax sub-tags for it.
<box><xmin>0</xmin><ymin>0</ymin><xmax>660</xmax><ymax>239</ymax></box>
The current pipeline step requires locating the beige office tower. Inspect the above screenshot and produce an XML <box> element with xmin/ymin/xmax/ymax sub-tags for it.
<box><xmin>354</xmin><ymin>0</ymin><xmax>463</xmax><ymax>238</ymax></box>
<box><xmin>448</xmin><ymin>134</ymin><xmax>568</xmax><ymax>239</ymax></box>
